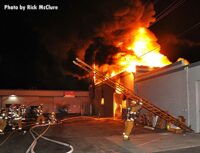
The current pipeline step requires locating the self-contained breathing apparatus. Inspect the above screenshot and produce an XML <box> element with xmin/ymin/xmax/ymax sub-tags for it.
<box><xmin>123</xmin><ymin>99</ymin><xmax>142</xmax><ymax>140</ymax></box>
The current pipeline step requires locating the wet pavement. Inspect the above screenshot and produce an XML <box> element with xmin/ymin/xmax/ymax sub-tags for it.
<box><xmin>1</xmin><ymin>116</ymin><xmax>200</xmax><ymax>153</ymax></box>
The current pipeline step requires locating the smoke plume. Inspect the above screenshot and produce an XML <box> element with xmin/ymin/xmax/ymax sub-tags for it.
<box><xmin>35</xmin><ymin>0</ymin><xmax>156</xmax><ymax>78</ymax></box>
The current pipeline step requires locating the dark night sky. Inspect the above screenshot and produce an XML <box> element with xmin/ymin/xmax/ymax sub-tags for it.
<box><xmin>0</xmin><ymin>0</ymin><xmax>200</xmax><ymax>90</ymax></box>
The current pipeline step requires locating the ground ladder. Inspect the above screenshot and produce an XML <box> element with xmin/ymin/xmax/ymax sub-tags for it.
<box><xmin>73</xmin><ymin>58</ymin><xmax>193</xmax><ymax>132</ymax></box>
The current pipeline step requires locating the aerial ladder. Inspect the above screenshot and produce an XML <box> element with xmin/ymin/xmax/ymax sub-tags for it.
<box><xmin>73</xmin><ymin>58</ymin><xmax>193</xmax><ymax>132</ymax></box>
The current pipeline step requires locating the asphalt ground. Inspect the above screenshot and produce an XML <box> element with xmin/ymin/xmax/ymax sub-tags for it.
<box><xmin>1</xmin><ymin>116</ymin><xmax>200</xmax><ymax>153</ymax></box>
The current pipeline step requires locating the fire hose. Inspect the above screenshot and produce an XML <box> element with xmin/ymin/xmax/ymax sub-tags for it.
<box><xmin>26</xmin><ymin>123</ymin><xmax>74</xmax><ymax>153</ymax></box>
<box><xmin>0</xmin><ymin>116</ymin><xmax>91</xmax><ymax>147</ymax></box>
<box><xmin>2</xmin><ymin>116</ymin><xmax>96</xmax><ymax>153</ymax></box>
<box><xmin>26</xmin><ymin>124</ymin><xmax>50</xmax><ymax>153</ymax></box>
<box><xmin>0</xmin><ymin>122</ymin><xmax>36</xmax><ymax>147</ymax></box>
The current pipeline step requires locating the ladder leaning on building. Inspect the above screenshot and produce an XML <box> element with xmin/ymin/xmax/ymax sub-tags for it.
<box><xmin>73</xmin><ymin>58</ymin><xmax>193</xmax><ymax>132</ymax></box>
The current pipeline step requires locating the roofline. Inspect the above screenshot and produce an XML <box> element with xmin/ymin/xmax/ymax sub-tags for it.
<box><xmin>0</xmin><ymin>89</ymin><xmax>89</xmax><ymax>97</ymax></box>
<box><xmin>135</xmin><ymin>61</ymin><xmax>186</xmax><ymax>83</ymax></box>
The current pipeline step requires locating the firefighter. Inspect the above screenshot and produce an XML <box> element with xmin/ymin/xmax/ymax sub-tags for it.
<box><xmin>123</xmin><ymin>100</ymin><xmax>142</xmax><ymax>140</ymax></box>
<box><xmin>35</xmin><ymin>104</ymin><xmax>45</xmax><ymax>124</ymax></box>
<box><xmin>0</xmin><ymin>108</ymin><xmax>8</xmax><ymax>134</ymax></box>
<box><xmin>19</xmin><ymin>104</ymin><xmax>27</xmax><ymax>121</ymax></box>
<box><xmin>48</xmin><ymin>112</ymin><xmax>57</xmax><ymax>124</ymax></box>
<box><xmin>9</xmin><ymin>105</ymin><xmax>22</xmax><ymax>130</ymax></box>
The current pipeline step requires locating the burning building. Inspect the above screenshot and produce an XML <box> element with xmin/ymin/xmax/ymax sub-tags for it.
<box><xmin>93</xmin><ymin>65</ymin><xmax>158</xmax><ymax>118</ymax></box>
<box><xmin>72</xmin><ymin>0</ymin><xmax>200</xmax><ymax>132</ymax></box>
<box><xmin>88</xmin><ymin>24</ymin><xmax>174</xmax><ymax>118</ymax></box>
<box><xmin>90</xmin><ymin>59</ymin><xmax>200</xmax><ymax>133</ymax></box>
<box><xmin>73</xmin><ymin>12</ymin><xmax>196</xmax><ymax>133</ymax></box>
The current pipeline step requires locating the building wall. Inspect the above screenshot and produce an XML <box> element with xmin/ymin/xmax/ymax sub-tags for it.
<box><xmin>54</xmin><ymin>97</ymin><xmax>90</xmax><ymax>115</ymax></box>
<box><xmin>94</xmin><ymin>86</ymin><xmax>103</xmax><ymax>116</ymax></box>
<box><xmin>135</xmin><ymin>61</ymin><xmax>200</xmax><ymax>133</ymax></box>
<box><xmin>135</xmin><ymin>69</ymin><xmax>188</xmax><ymax>118</ymax></box>
<box><xmin>0</xmin><ymin>90</ymin><xmax>90</xmax><ymax>115</ymax></box>
<box><xmin>120</xmin><ymin>72</ymin><xmax>134</xmax><ymax>91</ymax></box>
<box><xmin>0</xmin><ymin>90</ymin><xmax>63</xmax><ymax>97</ymax></box>
<box><xmin>103</xmin><ymin>85</ymin><xmax>115</xmax><ymax>116</ymax></box>
<box><xmin>94</xmin><ymin>72</ymin><xmax>135</xmax><ymax>117</ymax></box>
<box><xmin>188</xmin><ymin>62</ymin><xmax>200</xmax><ymax>132</ymax></box>
<box><xmin>94</xmin><ymin>85</ymin><xmax>114</xmax><ymax>117</ymax></box>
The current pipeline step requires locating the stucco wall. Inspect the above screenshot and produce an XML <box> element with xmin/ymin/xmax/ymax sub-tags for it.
<box><xmin>135</xmin><ymin>62</ymin><xmax>200</xmax><ymax>133</ymax></box>
<box><xmin>188</xmin><ymin>62</ymin><xmax>200</xmax><ymax>132</ymax></box>
<box><xmin>0</xmin><ymin>90</ymin><xmax>90</xmax><ymax>115</ymax></box>
<box><xmin>94</xmin><ymin>85</ymin><xmax>114</xmax><ymax>117</ymax></box>
<box><xmin>103</xmin><ymin>85</ymin><xmax>114</xmax><ymax>116</ymax></box>
<box><xmin>135</xmin><ymin>69</ymin><xmax>188</xmax><ymax>117</ymax></box>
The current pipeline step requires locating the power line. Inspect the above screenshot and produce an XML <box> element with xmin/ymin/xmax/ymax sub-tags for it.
<box><xmin>142</xmin><ymin>16</ymin><xmax>199</xmax><ymax>62</ymax></box>
<box><xmin>155</xmin><ymin>0</ymin><xmax>179</xmax><ymax>19</ymax></box>
<box><xmin>178</xmin><ymin>21</ymin><xmax>200</xmax><ymax>37</ymax></box>
<box><xmin>151</xmin><ymin>0</ymin><xmax>187</xmax><ymax>27</ymax></box>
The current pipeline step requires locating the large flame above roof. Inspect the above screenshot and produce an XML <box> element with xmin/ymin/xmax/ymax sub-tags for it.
<box><xmin>114</xmin><ymin>27</ymin><xmax>171</xmax><ymax>73</ymax></box>
<box><xmin>94</xmin><ymin>27</ymin><xmax>171</xmax><ymax>81</ymax></box>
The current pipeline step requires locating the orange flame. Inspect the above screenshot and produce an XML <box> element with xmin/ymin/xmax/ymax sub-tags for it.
<box><xmin>115</xmin><ymin>27</ymin><xmax>171</xmax><ymax>73</ymax></box>
<box><xmin>112</xmin><ymin>27</ymin><xmax>171</xmax><ymax>117</ymax></box>
<box><xmin>94</xmin><ymin>27</ymin><xmax>171</xmax><ymax>85</ymax></box>
<box><xmin>113</xmin><ymin>102</ymin><xmax>117</xmax><ymax>117</ymax></box>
